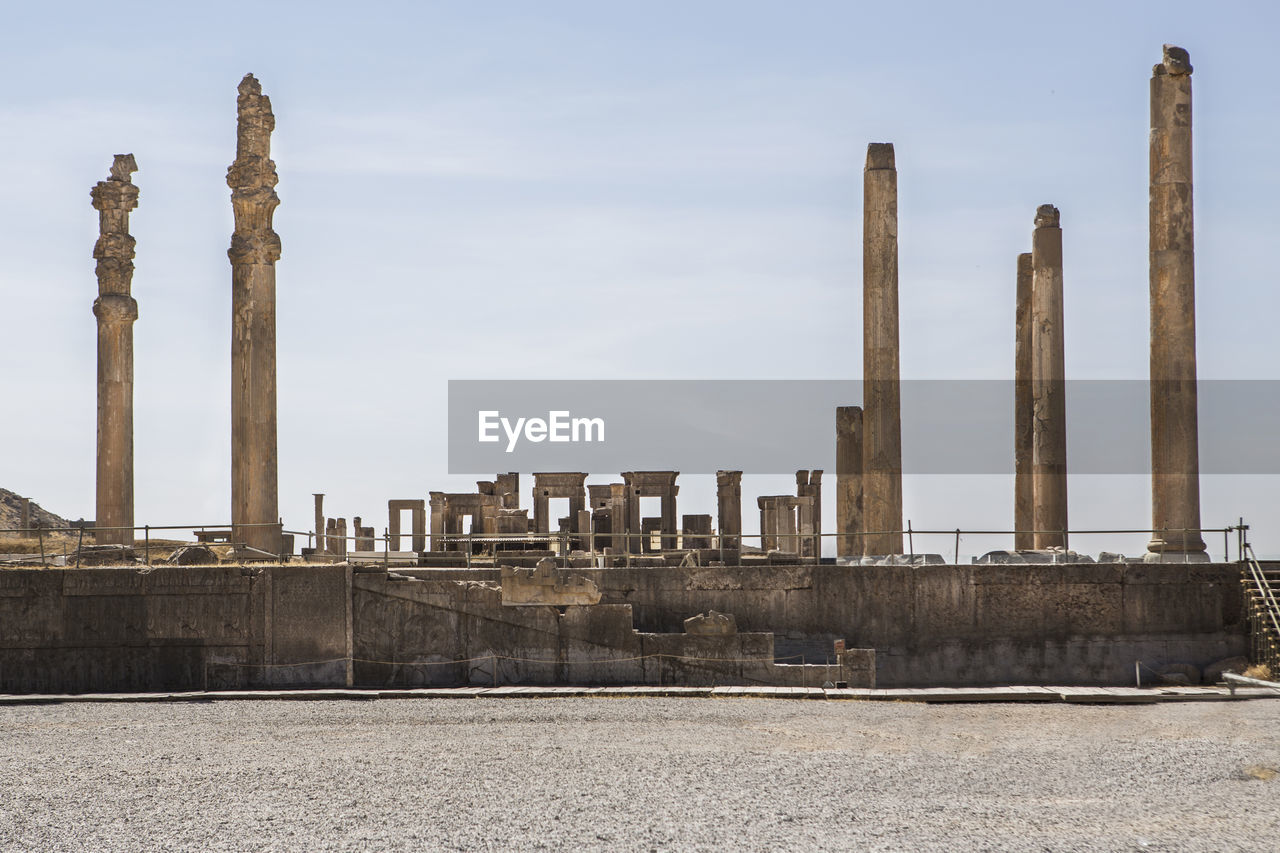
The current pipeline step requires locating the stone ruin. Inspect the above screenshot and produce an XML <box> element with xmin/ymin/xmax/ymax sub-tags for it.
<box><xmin>75</xmin><ymin>49</ymin><xmax>1212</xmax><ymax>569</ymax></box>
<box><xmin>0</xmin><ymin>47</ymin><xmax>1245</xmax><ymax>694</ymax></box>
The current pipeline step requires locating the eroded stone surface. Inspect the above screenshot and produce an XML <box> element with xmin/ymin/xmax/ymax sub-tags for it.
<box><xmin>228</xmin><ymin>74</ymin><xmax>282</xmax><ymax>555</ymax></box>
<box><xmin>683</xmin><ymin>610</ymin><xmax>737</xmax><ymax>636</ymax></box>
<box><xmin>501</xmin><ymin>557</ymin><xmax>601</xmax><ymax>606</ymax></box>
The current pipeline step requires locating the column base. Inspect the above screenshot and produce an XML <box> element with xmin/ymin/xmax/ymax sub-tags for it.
<box><xmin>1145</xmin><ymin>534</ymin><xmax>1210</xmax><ymax>563</ymax></box>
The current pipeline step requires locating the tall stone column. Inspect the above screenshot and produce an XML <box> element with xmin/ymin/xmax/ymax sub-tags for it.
<box><xmin>91</xmin><ymin>155</ymin><xmax>140</xmax><ymax>547</ymax></box>
<box><xmin>836</xmin><ymin>406</ymin><xmax>863</xmax><ymax>556</ymax></box>
<box><xmin>1148</xmin><ymin>45</ymin><xmax>1207</xmax><ymax>560</ymax></box>
<box><xmin>1013</xmin><ymin>253</ymin><xmax>1034</xmax><ymax>550</ymax></box>
<box><xmin>1031</xmin><ymin>205</ymin><xmax>1067</xmax><ymax>549</ymax></box>
<box><xmin>312</xmin><ymin>493</ymin><xmax>326</xmax><ymax>554</ymax></box>
<box><xmin>862</xmin><ymin>142</ymin><xmax>903</xmax><ymax>555</ymax></box>
<box><xmin>228</xmin><ymin>74</ymin><xmax>282</xmax><ymax>554</ymax></box>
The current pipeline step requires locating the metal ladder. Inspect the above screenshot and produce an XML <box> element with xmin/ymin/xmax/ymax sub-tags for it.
<box><xmin>1241</xmin><ymin>542</ymin><xmax>1280</xmax><ymax>674</ymax></box>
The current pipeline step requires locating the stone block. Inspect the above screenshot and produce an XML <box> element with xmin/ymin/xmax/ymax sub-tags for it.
<box><xmin>501</xmin><ymin>557</ymin><xmax>601</xmax><ymax>606</ymax></box>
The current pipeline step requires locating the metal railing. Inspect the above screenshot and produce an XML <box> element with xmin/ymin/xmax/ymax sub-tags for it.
<box><xmin>1240</xmin><ymin>535</ymin><xmax>1280</xmax><ymax>674</ymax></box>
<box><xmin>0</xmin><ymin>522</ymin><xmax>286</xmax><ymax>567</ymax></box>
<box><xmin>1</xmin><ymin>520</ymin><xmax>1247</xmax><ymax>568</ymax></box>
<box><xmin>289</xmin><ymin>522</ymin><xmax>1246</xmax><ymax>569</ymax></box>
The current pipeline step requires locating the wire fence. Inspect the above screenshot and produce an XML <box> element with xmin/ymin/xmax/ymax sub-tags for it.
<box><xmin>202</xmin><ymin>651</ymin><xmax>847</xmax><ymax>691</ymax></box>
<box><xmin>0</xmin><ymin>522</ymin><xmax>285</xmax><ymax>567</ymax></box>
<box><xmin>1</xmin><ymin>520</ymin><xmax>1250</xmax><ymax>568</ymax></box>
<box><xmin>288</xmin><ymin>523</ymin><xmax>1248</xmax><ymax>568</ymax></box>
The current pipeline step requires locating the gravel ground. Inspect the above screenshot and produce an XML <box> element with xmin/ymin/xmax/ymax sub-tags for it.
<box><xmin>2</xmin><ymin>698</ymin><xmax>1278</xmax><ymax>852</ymax></box>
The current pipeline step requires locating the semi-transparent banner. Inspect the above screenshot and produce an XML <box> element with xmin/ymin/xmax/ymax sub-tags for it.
<box><xmin>447</xmin><ymin>380</ymin><xmax>1280</xmax><ymax>475</ymax></box>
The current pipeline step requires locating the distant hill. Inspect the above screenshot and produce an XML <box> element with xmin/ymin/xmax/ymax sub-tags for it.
<box><xmin>0</xmin><ymin>488</ymin><xmax>73</xmax><ymax>532</ymax></box>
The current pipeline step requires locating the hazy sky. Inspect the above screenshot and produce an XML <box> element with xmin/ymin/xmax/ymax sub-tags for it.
<box><xmin>2</xmin><ymin>1</ymin><xmax>1277</xmax><ymax>559</ymax></box>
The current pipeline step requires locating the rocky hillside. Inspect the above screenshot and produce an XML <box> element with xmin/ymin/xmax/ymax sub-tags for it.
<box><xmin>0</xmin><ymin>488</ymin><xmax>73</xmax><ymax>532</ymax></box>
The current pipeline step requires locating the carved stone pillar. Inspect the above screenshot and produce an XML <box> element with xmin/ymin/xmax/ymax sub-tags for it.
<box><xmin>91</xmin><ymin>154</ymin><xmax>140</xmax><ymax>547</ymax></box>
<box><xmin>228</xmin><ymin>74</ymin><xmax>282</xmax><ymax>554</ymax></box>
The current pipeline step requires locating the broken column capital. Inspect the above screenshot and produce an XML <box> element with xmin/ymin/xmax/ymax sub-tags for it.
<box><xmin>1158</xmin><ymin>44</ymin><xmax>1193</xmax><ymax>76</ymax></box>
<box><xmin>1034</xmin><ymin>204</ymin><xmax>1060</xmax><ymax>229</ymax></box>
<box><xmin>227</xmin><ymin>73</ymin><xmax>280</xmax><ymax>266</ymax></box>
<box><xmin>90</xmin><ymin>180</ymin><xmax>139</xmax><ymax>213</ymax></box>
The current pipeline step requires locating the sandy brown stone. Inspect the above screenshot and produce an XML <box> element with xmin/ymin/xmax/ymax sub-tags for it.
<box><xmin>1147</xmin><ymin>46</ymin><xmax>1206</xmax><ymax>559</ymax></box>
<box><xmin>228</xmin><ymin>74</ymin><xmax>282</xmax><ymax>555</ymax></box>
<box><xmin>862</xmin><ymin>143</ymin><xmax>903</xmax><ymax>555</ymax></box>
<box><xmin>1014</xmin><ymin>253</ymin><xmax>1034</xmax><ymax>550</ymax></box>
<box><xmin>836</xmin><ymin>406</ymin><xmax>863</xmax><ymax>556</ymax></box>
<box><xmin>1031</xmin><ymin>205</ymin><xmax>1067</xmax><ymax>550</ymax></box>
<box><xmin>91</xmin><ymin>154</ymin><xmax>139</xmax><ymax>547</ymax></box>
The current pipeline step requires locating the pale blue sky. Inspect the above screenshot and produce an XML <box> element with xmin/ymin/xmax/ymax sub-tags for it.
<box><xmin>2</xmin><ymin>1</ymin><xmax>1277</xmax><ymax>558</ymax></box>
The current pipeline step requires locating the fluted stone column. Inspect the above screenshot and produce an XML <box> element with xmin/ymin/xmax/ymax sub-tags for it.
<box><xmin>228</xmin><ymin>74</ymin><xmax>282</xmax><ymax>554</ymax></box>
<box><xmin>836</xmin><ymin>405</ymin><xmax>863</xmax><ymax>556</ymax></box>
<box><xmin>91</xmin><ymin>155</ymin><xmax>140</xmax><ymax>547</ymax></box>
<box><xmin>1031</xmin><ymin>205</ymin><xmax>1067</xmax><ymax>549</ymax></box>
<box><xmin>1147</xmin><ymin>45</ymin><xmax>1207</xmax><ymax>560</ymax></box>
<box><xmin>1014</xmin><ymin>252</ymin><xmax>1034</xmax><ymax>550</ymax></box>
<box><xmin>862</xmin><ymin>143</ymin><xmax>903</xmax><ymax>555</ymax></box>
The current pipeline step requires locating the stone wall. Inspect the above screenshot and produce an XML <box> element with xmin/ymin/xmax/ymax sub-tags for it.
<box><xmin>0</xmin><ymin>561</ymin><xmax>1244</xmax><ymax>691</ymax></box>
<box><xmin>0</xmin><ymin>565</ymin><xmax>350</xmax><ymax>693</ymax></box>
<box><xmin>403</xmin><ymin>561</ymin><xmax>1246</xmax><ymax>686</ymax></box>
<box><xmin>350</xmin><ymin>573</ymin><xmax>854</xmax><ymax>688</ymax></box>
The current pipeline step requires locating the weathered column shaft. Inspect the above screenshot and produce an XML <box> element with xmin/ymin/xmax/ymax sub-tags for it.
<box><xmin>836</xmin><ymin>406</ymin><xmax>863</xmax><ymax>556</ymax></box>
<box><xmin>228</xmin><ymin>74</ymin><xmax>282</xmax><ymax>554</ymax></box>
<box><xmin>1014</xmin><ymin>253</ymin><xmax>1035</xmax><ymax>550</ymax></box>
<box><xmin>716</xmin><ymin>471</ymin><xmax>742</xmax><ymax>551</ymax></box>
<box><xmin>411</xmin><ymin>507</ymin><xmax>427</xmax><ymax>552</ymax></box>
<box><xmin>313</xmin><ymin>493</ymin><xmax>325</xmax><ymax>554</ymax></box>
<box><xmin>1148</xmin><ymin>45</ymin><xmax>1206</xmax><ymax>558</ymax></box>
<box><xmin>862</xmin><ymin>142</ymin><xmax>903</xmax><ymax>555</ymax></box>
<box><xmin>1031</xmin><ymin>205</ymin><xmax>1067</xmax><ymax>549</ymax></box>
<box><xmin>795</xmin><ymin>470</ymin><xmax>822</xmax><ymax>557</ymax></box>
<box><xmin>91</xmin><ymin>155</ymin><xmax>140</xmax><ymax>547</ymax></box>
<box><xmin>660</xmin><ymin>489</ymin><xmax>678</xmax><ymax>551</ymax></box>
